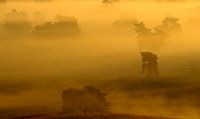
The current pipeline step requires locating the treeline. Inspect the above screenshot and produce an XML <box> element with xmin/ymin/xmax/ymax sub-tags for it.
<box><xmin>0</xmin><ymin>9</ymin><xmax>81</xmax><ymax>37</ymax></box>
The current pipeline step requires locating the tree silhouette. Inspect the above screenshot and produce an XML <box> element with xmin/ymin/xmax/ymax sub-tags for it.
<box><xmin>62</xmin><ymin>86</ymin><xmax>110</xmax><ymax>115</ymax></box>
<box><xmin>34</xmin><ymin>15</ymin><xmax>80</xmax><ymax>37</ymax></box>
<box><xmin>141</xmin><ymin>52</ymin><xmax>159</xmax><ymax>79</ymax></box>
<box><xmin>133</xmin><ymin>21</ymin><xmax>169</xmax><ymax>78</ymax></box>
<box><xmin>155</xmin><ymin>17</ymin><xmax>181</xmax><ymax>34</ymax></box>
<box><xmin>134</xmin><ymin>22</ymin><xmax>151</xmax><ymax>34</ymax></box>
<box><xmin>134</xmin><ymin>22</ymin><xmax>167</xmax><ymax>52</ymax></box>
<box><xmin>3</xmin><ymin>9</ymin><xmax>31</xmax><ymax>32</ymax></box>
<box><xmin>134</xmin><ymin>17</ymin><xmax>181</xmax><ymax>78</ymax></box>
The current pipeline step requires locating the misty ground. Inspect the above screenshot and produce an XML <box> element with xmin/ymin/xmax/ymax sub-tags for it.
<box><xmin>1</xmin><ymin>77</ymin><xmax>200</xmax><ymax>119</ymax></box>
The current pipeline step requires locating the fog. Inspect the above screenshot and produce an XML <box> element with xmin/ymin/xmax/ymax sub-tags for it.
<box><xmin>0</xmin><ymin>0</ymin><xmax>200</xmax><ymax>119</ymax></box>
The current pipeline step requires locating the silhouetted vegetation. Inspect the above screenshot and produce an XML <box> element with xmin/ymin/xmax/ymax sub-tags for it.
<box><xmin>3</xmin><ymin>9</ymin><xmax>32</xmax><ymax>33</ymax></box>
<box><xmin>102</xmin><ymin>0</ymin><xmax>119</xmax><ymax>4</ymax></box>
<box><xmin>134</xmin><ymin>17</ymin><xmax>181</xmax><ymax>52</ymax></box>
<box><xmin>155</xmin><ymin>17</ymin><xmax>181</xmax><ymax>35</ymax></box>
<box><xmin>141</xmin><ymin>52</ymin><xmax>159</xmax><ymax>79</ymax></box>
<box><xmin>134</xmin><ymin>22</ymin><xmax>167</xmax><ymax>52</ymax></box>
<box><xmin>34</xmin><ymin>15</ymin><xmax>80</xmax><ymax>37</ymax></box>
<box><xmin>134</xmin><ymin>17</ymin><xmax>181</xmax><ymax>78</ymax></box>
<box><xmin>62</xmin><ymin>86</ymin><xmax>110</xmax><ymax>115</ymax></box>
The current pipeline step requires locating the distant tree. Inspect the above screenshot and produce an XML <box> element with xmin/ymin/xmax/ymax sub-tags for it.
<box><xmin>141</xmin><ymin>52</ymin><xmax>159</xmax><ymax>79</ymax></box>
<box><xmin>102</xmin><ymin>0</ymin><xmax>111</xmax><ymax>4</ymax></box>
<box><xmin>134</xmin><ymin>17</ymin><xmax>181</xmax><ymax>78</ymax></box>
<box><xmin>134</xmin><ymin>17</ymin><xmax>181</xmax><ymax>52</ymax></box>
<box><xmin>134</xmin><ymin>22</ymin><xmax>164</xmax><ymax>78</ymax></box>
<box><xmin>3</xmin><ymin>9</ymin><xmax>31</xmax><ymax>32</ymax></box>
<box><xmin>134</xmin><ymin>22</ymin><xmax>167</xmax><ymax>52</ymax></box>
<box><xmin>34</xmin><ymin>15</ymin><xmax>80</xmax><ymax>37</ymax></box>
<box><xmin>134</xmin><ymin>22</ymin><xmax>151</xmax><ymax>35</ymax></box>
<box><xmin>102</xmin><ymin>0</ymin><xmax>119</xmax><ymax>4</ymax></box>
<box><xmin>155</xmin><ymin>17</ymin><xmax>181</xmax><ymax>34</ymax></box>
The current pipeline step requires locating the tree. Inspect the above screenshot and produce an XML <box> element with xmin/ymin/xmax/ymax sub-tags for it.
<box><xmin>134</xmin><ymin>22</ymin><xmax>167</xmax><ymax>52</ymax></box>
<box><xmin>34</xmin><ymin>15</ymin><xmax>80</xmax><ymax>37</ymax></box>
<box><xmin>133</xmin><ymin>22</ymin><xmax>165</xmax><ymax>78</ymax></box>
<box><xmin>62</xmin><ymin>86</ymin><xmax>110</xmax><ymax>115</ymax></box>
<box><xmin>3</xmin><ymin>9</ymin><xmax>31</xmax><ymax>32</ymax></box>
<box><xmin>141</xmin><ymin>52</ymin><xmax>159</xmax><ymax>79</ymax></box>
<box><xmin>134</xmin><ymin>17</ymin><xmax>181</xmax><ymax>78</ymax></box>
<box><xmin>155</xmin><ymin>17</ymin><xmax>181</xmax><ymax>34</ymax></box>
